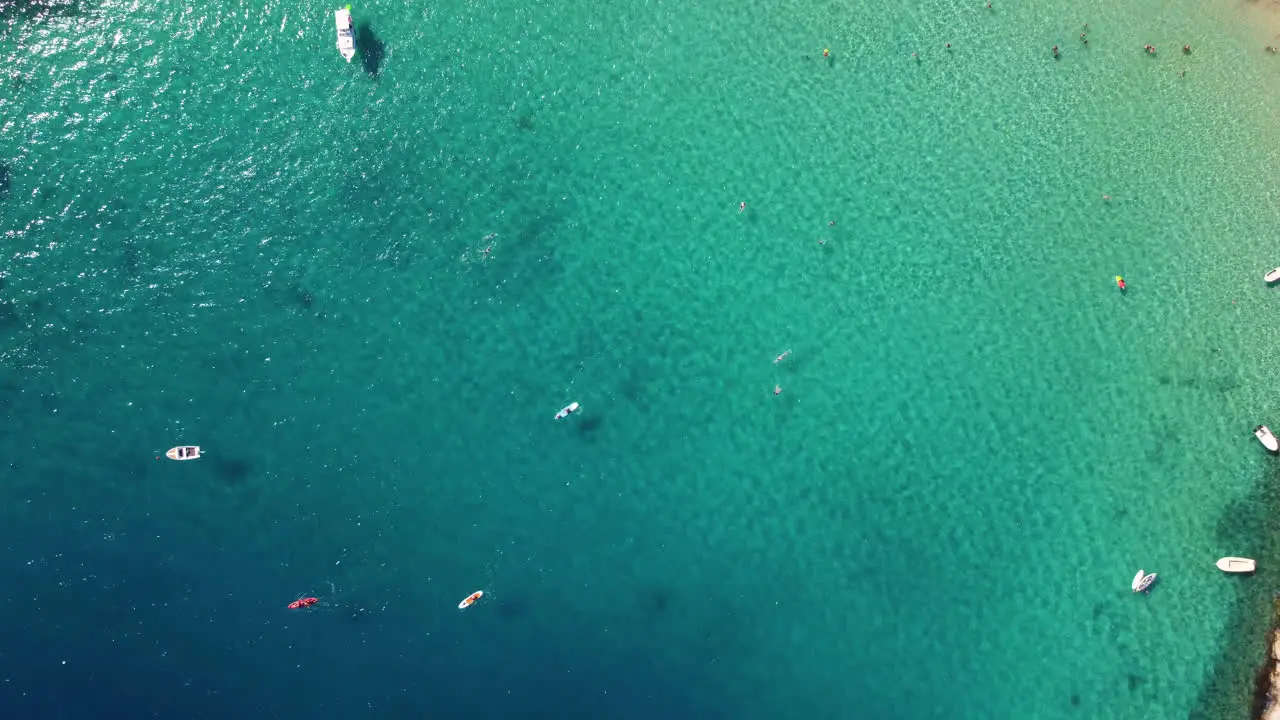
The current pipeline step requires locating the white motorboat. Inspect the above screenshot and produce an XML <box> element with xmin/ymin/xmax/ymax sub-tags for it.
<box><xmin>555</xmin><ymin>402</ymin><xmax>579</xmax><ymax>420</ymax></box>
<box><xmin>1266</xmin><ymin>268</ymin><xmax>1280</xmax><ymax>284</ymax></box>
<box><xmin>165</xmin><ymin>445</ymin><xmax>201</xmax><ymax>461</ymax></box>
<box><xmin>1256</xmin><ymin>425</ymin><xmax>1279</xmax><ymax>453</ymax></box>
<box><xmin>1216</xmin><ymin>557</ymin><xmax>1257</xmax><ymax>574</ymax></box>
<box><xmin>1131</xmin><ymin>569</ymin><xmax>1157</xmax><ymax>593</ymax></box>
<box><xmin>335</xmin><ymin>6</ymin><xmax>356</xmax><ymax>63</ymax></box>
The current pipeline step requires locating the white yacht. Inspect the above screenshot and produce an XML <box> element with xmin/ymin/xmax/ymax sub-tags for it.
<box><xmin>1266</xmin><ymin>268</ymin><xmax>1280</xmax><ymax>284</ymax></box>
<box><xmin>1216</xmin><ymin>557</ymin><xmax>1256</xmax><ymax>574</ymax></box>
<box><xmin>335</xmin><ymin>6</ymin><xmax>356</xmax><ymax>62</ymax></box>
<box><xmin>1131</xmin><ymin>569</ymin><xmax>1156</xmax><ymax>593</ymax></box>
<box><xmin>1256</xmin><ymin>425</ymin><xmax>1279</xmax><ymax>453</ymax></box>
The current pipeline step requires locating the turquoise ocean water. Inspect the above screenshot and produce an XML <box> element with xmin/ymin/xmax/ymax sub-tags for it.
<box><xmin>8</xmin><ymin>0</ymin><xmax>1280</xmax><ymax>717</ymax></box>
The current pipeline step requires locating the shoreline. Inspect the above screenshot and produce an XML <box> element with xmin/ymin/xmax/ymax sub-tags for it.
<box><xmin>1256</xmin><ymin>599</ymin><xmax>1280</xmax><ymax>720</ymax></box>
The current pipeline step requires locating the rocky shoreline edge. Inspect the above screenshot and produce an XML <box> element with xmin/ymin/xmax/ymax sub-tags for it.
<box><xmin>1254</xmin><ymin>597</ymin><xmax>1280</xmax><ymax>720</ymax></box>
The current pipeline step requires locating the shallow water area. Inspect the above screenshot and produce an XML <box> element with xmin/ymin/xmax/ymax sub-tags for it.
<box><xmin>6</xmin><ymin>0</ymin><xmax>1280</xmax><ymax>717</ymax></box>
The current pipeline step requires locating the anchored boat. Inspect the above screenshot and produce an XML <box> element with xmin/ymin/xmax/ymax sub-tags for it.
<box><xmin>1216</xmin><ymin>557</ymin><xmax>1257</xmax><ymax>574</ymax></box>
<box><xmin>165</xmin><ymin>446</ymin><xmax>201</xmax><ymax>461</ymax></box>
<box><xmin>1131</xmin><ymin>569</ymin><xmax>1157</xmax><ymax>593</ymax></box>
<box><xmin>335</xmin><ymin>6</ymin><xmax>356</xmax><ymax>62</ymax></box>
<box><xmin>1256</xmin><ymin>425</ymin><xmax>1279</xmax><ymax>453</ymax></box>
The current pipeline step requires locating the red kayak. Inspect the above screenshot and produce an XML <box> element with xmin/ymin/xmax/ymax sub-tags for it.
<box><xmin>288</xmin><ymin>597</ymin><xmax>319</xmax><ymax>610</ymax></box>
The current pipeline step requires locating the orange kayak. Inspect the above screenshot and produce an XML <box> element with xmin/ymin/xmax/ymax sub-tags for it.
<box><xmin>458</xmin><ymin>591</ymin><xmax>483</xmax><ymax>609</ymax></box>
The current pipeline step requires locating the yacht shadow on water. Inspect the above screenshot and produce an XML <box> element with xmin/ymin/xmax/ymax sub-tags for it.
<box><xmin>356</xmin><ymin>23</ymin><xmax>386</xmax><ymax>76</ymax></box>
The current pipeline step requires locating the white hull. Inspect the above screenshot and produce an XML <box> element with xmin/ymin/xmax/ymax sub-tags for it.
<box><xmin>166</xmin><ymin>445</ymin><xmax>201</xmax><ymax>461</ymax></box>
<box><xmin>1131</xmin><ymin>569</ymin><xmax>1156</xmax><ymax>592</ymax></box>
<box><xmin>1216</xmin><ymin>557</ymin><xmax>1256</xmax><ymax>573</ymax></box>
<box><xmin>458</xmin><ymin>590</ymin><xmax>483</xmax><ymax>609</ymax></box>
<box><xmin>1267</xmin><ymin>268</ymin><xmax>1280</xmax><ymax>284</ymax></box>
<box><xmin>335</xmin><ymin>8</ymin><xmax>356</xmax><ymax>62</ymax></box>
<box><xmin>555</xmin><ymin>401</ymin><xmax>579</xmax><ymax>420</ymax></box>
<box><xmin>1256</xmin><ymin>425</ymin><xmax>1279</xmax><ymax>453</ymax></box>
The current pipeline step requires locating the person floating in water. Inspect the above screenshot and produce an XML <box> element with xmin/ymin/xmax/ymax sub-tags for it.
<box><xmin>1115</xmin><ymin>275</ymin><xmax>1127</xmax><ymax>291</ymax></box>
<box><xmin>739</xmin><ymin>201</ymin><xmax>746</xmax><ymax>213</ymax></box>
<box><xmin>823</xmin><ymin>48</ymin><xmax>830</xmax><ymax>58</ymax></box>
<box><xmin>1052</xmin><ymin>45</ymin><xmax>1059</xmax><ymax>58</ymax></box>
<box><xmin>774</xmin><ymin>385</ymin><xmax>782</xmax><ymax>396</ymax></box>
<box><xmin>775</xmin><ymin>350</ymin><xmax>792</xmax><ymax>364</ymax></box>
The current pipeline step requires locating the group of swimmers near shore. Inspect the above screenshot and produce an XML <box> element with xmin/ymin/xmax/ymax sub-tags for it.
<box><xmin>925</xmin><ymin>6</ymin><xmax>1280</xmax><ymax>64</ymax></box>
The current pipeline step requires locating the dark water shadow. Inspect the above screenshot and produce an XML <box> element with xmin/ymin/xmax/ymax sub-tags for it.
<box><xmin>356</xmin><ymin>23</ymin><xmax>385</xmax><ymax>76</ymax></box>
<box><xmin>641</xmin><ymin>584</ymin><xmax>670</xmax><ymax>621</ymax></box>
<box><xmin>478</xmin><ymin>207</ymin><xmax>568</xmax><ymax>302</ymax></box>
<box><xmin>288</xmin><ymin>282</ymin><xmax>315</xmax><ymax>310</ymax></box>
<box><xmin>0</xmin><ymin>300</ymin><xmax>21</xmax><ymax>330</ymax></box>
<box><xmin>211</xmin><ymin>456</ymin><xmax>252</xmax><ymax>486</ymax></box>
<box><xmin>0</xmin><ymin>0</ymin><xmax>83</xmax><ymax>26</ymax></box>
<box><xmin>1186</xmin><ymin>463</ymin><xmax>1280</xmax><ymax>719</ymax></box>
<box><xmin>494</xmin><ymin>594</ymin><xmax>530</xmax><ymax>622</ymax></box>
<box><xmin>574</xmin><ymin>413</ymin><xmax>604</xmax><ymax>441</ymax></box>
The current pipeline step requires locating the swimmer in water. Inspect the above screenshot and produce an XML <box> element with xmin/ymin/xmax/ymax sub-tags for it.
<box><xmin>774</xmin><ymin>385</ymin><xmax>782</xmax><ymax>396</ymax></box>
<box><xmin>775</xmin><ymin>350</ymin><xmax>792</xmax><ymax>364</ymax></box>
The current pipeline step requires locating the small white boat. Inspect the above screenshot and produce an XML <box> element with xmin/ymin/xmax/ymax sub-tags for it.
<box><xmin>1131</xmin><ymin>569</ymin><xmax>1157</xmax><ymax>593</ymax></box>
<box><xmin>1266</xmin><ymin>268</ymin><xmax>1280</xmax><ymax>284</ymax></box>
<box><xmin>555</xmin><ymin>402</ymin><xmax>579</xmax><ymax>420</ymax></box>
<box><xmin>165</xmin><ymin>446</ymin><xmax>201</xmax><ymax>461</ymax></box>
<box><xmin>1256</xmin><ymin>425</ymin><xmax>1279</xmax><ymax>453</ymax></box>
<box><xmin>335</xmin><ymin>6</ymin><xmax>356</xmax><ymax>63</ymax></box>
<box><xmin>458</xmin><ymin>590</ymin><xmax>483</xmax><ymax>609</ymax></box>
<box><xmin>1216</xmin><ymin>557</ymin><xmax>1257</xmax><ymax>574</ymax></box>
